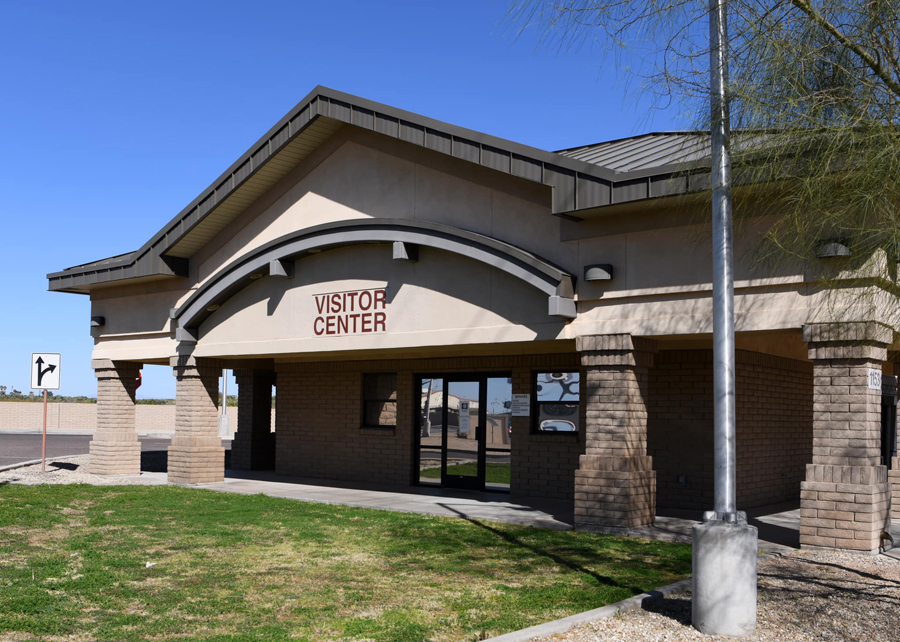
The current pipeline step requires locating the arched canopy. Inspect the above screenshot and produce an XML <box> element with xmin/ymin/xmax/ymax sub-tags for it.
<box><xmin>172</xmin><ymin>218</ymin><xmax>576</xmax><ymax>341</ymax></box>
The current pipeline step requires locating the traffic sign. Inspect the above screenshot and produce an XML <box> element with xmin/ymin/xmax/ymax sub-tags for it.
<box><xmin>31</xmin><ymin>353</ymin><xmax>61</xmax><ymax>390</ymax></box>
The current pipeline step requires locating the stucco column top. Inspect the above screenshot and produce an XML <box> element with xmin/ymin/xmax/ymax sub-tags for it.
<box><xmin>802</xmin><ymin>322</ymin><xmax>894</xmax><ymax>346</ymax></box>
<box><xmin>576</xmin><ymin>334</ymin><xmax>658</xmax><ymax>368</ymax></box>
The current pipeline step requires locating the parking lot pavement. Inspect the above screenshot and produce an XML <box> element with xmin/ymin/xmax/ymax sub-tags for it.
<box><xmin>0</xmin><ymin>434</ymin><xmax>203</xmax><ymax>468</ymax></box>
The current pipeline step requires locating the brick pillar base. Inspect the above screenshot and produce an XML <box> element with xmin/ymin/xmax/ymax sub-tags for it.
<box><xmin>575</xmin><ymin>455</ymin><xmax>656</xmax><ymax>531</ymax></box>
<box><xmin>168</xmin><ymin>357</ymin><xmax>224</xmax><ymax>484</ymax></box>
<box><xmin>574</xmin><ymin>334</ymin><xmax>657</xmax><ymax>532</ymax></box>
<box><xmin>89</xmin><ymin>360</ymin><xmax>141</xmax><ymax>475</ymax></box>
<box><xmin>801</xmin><ymin>464</ymin><xmax>891</xmax><ymax>551</ymax></box>
<box><xmin>800</xmin><ymin>322</ymin><xmax>894</xmax><ymax>553</ymax></box>
<box><xmin>231</xmin><ymin>369</ymin><xmax>276</xmax><ymax>471</ymax></box>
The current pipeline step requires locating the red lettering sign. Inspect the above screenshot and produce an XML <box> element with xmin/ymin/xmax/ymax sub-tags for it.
<box><xmin>313</xmin><ymin>288</ymin><xmax>388</xmax><ymax>337</ymax></box>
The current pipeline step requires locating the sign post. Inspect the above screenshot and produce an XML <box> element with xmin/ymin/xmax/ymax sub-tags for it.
<box><xmin>31</xmin><ymin>353</ymin><xmax>61</xmax><ymax>473</ymax></box>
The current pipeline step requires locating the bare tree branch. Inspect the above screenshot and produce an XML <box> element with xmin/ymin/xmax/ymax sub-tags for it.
<box><xmin>789</xmin><ymin>0</ymin><xmax>900</xmax><ymax>98</ymax></box>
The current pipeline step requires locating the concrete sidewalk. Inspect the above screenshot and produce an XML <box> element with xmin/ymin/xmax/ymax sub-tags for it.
<box><xmin>9</xmin><ymin>457</ymin><xmax>897</xmax><ymax>555</ymax></box>
<box><xmin>196</xmin><ymin>471</ymin><xmax>574</xmax><ymax>530</ymax></box>
<box><xmin>195</xmin><ymin>471</ymin><xmax>900</xmax><ymax>554</ymax></box>
<box><xmin>193</xmin><ymin>471</ymin><xmax>849</xmax><ymax>553</ymax></box>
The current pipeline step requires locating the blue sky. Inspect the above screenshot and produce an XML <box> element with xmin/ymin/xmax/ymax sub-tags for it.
<box><xmin>0</xmin><ymin>1</ymin><xmax>682</xmax><ymax>399</ymax></box>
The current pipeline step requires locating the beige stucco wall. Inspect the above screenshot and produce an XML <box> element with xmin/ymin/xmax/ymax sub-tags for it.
<box><xmin>195</xmin><ymin>244</ymin><xmax>566</xmax><ymax>358</ymax></box>
<box><xmin>87</xmin><ymin>125</ymin><xmax>881</xmax><ymax>364</ymax></box>
<box><xmin>189</xmin><ymin>130</ymin><xmax>566</xmax><ymax>288</ymax></box>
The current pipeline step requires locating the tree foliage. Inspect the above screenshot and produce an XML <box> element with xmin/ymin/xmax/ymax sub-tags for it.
<box><xmin>0</xmin><ymin>386</ymin><xmax>97</xmax><ymax>403</ymax></box>
<box><xmin>510</xmin><ymin>1</ymin><xmax>900</xmax><ymax>320</ymax></box>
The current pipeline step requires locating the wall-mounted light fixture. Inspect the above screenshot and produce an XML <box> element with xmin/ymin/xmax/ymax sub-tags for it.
<box><xmin>268</xmin><ymin>259</ymin><xmax>295</xmax><ymax>278</ymax></box>
<box><xmin>584</xmin><ymin>264</ymin><xmax>613</xmax><ymax>281</ymax></box>
<box><xmin>816</xmin><ymin>240</ymin><xmax>852</xmax><ymax>259</ymax></box>
<box><xmin>206</xmin><ymin>304</ymin><xmax>219</xmax><ymax>312</ymax></box>
<box><xmin>393</xmin><ymin>241</ymin><xmax>419</xmax><ymax>262</ymax></box>
<box><xmin>90</xmin><ymin>316</ymin><xmax>105</xmax><ymax>328</ymax></box>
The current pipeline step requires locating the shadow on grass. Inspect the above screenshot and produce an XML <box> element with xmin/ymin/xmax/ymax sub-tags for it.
<box><xmin>440</xmin><ymin>503</ymin><xmax>662</xmax><ymax>596</ymax></box>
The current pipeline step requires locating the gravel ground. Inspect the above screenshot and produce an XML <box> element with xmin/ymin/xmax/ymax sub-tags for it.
<box><xmin>532</xmin><ymin>549</ymin><xmax>900</xmax><ymax>641</ymax></box>
<box><xmin>0</xmin><ymin>455</ymin><xmax>164</xmax><ymax>486</ymax></box>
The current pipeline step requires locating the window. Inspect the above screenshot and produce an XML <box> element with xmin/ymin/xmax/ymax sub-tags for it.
<box><xmin>363</xmin><ymin>373</ymin><xmax>397</xmax><ymax>428</ymax></box>
<box><xmin>533</xmin><ymin>372</ymin><xmax>580</xmax><ymax>433</ymax></box>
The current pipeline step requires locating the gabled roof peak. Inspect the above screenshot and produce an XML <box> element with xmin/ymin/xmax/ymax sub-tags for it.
<box><xmin>49</xmin><ymin>87</ymin><xmax>713</xmax><ymax>294</ymax></box>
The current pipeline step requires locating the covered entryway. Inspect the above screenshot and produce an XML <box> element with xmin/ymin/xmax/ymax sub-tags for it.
<box><xmin>416</xmin><ymin>374</ymin><xmax>512</xmax><ymax>493</ymax></box>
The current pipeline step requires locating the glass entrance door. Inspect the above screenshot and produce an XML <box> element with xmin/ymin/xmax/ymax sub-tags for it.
<box><xmin>416</xmin><ymin>374</ymin><xmax>512</xmax><ymax>492</ymax></box>
<box><xmin>443</xmin><ymin>379</ymin><xmax>483</xmax><ymax>490</ymax></box>
<box><xmin>483</xmin><ymin>377</ymin><xmax>512</xmax><ymax>492</ymax></box>
<box><xmin>417</xmin><ymin>377</ymin><xmax>445</xmax><ymax>487</ymax></box>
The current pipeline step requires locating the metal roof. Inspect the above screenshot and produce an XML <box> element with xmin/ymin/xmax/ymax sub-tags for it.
<box><xmin>48</xmin><ymin>88</ymin><xmax>720</xmax><ymax>294</ymax></box>
<box><xmin>557</xmin><ymin>132</ymin><xmax>711</xmax><ymax>172</ymax></box>
<box><xmin>62</xmin><ymin>251</ymin><xmax>137</xmax><ymax>272</ymax></box>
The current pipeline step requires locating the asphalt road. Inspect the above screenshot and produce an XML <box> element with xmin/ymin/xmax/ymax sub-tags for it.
<box><xmin>0</xmin><ymin>434</ymin><xmax>230</xmax><ymax>468</ymax></box>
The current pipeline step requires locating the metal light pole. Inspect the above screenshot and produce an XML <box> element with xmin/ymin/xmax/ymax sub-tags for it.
<box><xmin>218</xmin><ymin>369</ymin><xmax>230</xmax><ymax>438</ymax></box>
<box><xmin>710</xmin><ymin>0</ymin><xmax>736</xmax><ymax>521</ymax></box>
<box><xmin>691</xmin><ymin>0</ymin><xmax>758</xmax><ymax>636</ymax></box>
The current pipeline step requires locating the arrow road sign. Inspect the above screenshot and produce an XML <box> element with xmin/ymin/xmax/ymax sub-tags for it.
<box><xmin>31</xmin><ymin>353</ymin><xmax>61</xmax><ymax>390</ymax></box>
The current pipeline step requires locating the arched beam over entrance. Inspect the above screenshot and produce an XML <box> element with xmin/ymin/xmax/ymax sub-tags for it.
<box><xmin>171</xmin><ymin>218</ymin><xmax>576</xmax><ymax>342</ymax></box>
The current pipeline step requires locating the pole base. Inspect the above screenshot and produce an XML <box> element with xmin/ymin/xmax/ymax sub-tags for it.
<box><xmin>692</xmin><ymin>519</ymin><xmax>758</xmax><ymax>637</ymax></box>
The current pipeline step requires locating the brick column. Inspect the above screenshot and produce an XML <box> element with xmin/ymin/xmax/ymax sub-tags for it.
<box><xmin>88</xmin><ymin>359</ymin><xmax>141</xmax><ymax>475</ymax></box>
<box><xmin>231</xmin><ymin>369</ymin><xmax>275</xmax><ymax>470</ymax></box>
<box><xmin>167</xmin><ymin>356</ymin><xmax>224</xmax><ymax>484</ymax></box>
<box><xmin>574</xmin><ymin>334</ymin><xmax>658</xmax><ymax>532</ymax></box>
<box><xmin>800</xmin><ymin>322</ymin><xmax>893</xmax><ymax>552</ymax></box>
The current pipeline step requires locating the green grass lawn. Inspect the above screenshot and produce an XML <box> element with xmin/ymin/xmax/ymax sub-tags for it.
<box><xmin>0</xmin><ymin>484</ymin><xmax>691</xmax><ymax>641</ymax></box>
<box><xmin>420</xmin><ymin>462</ymin><xmax>511</xmax><ymax>485</ymax></box>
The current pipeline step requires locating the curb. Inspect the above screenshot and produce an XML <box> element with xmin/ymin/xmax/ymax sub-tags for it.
<box><xmin>482</xmin><ymin>577</ymin><xmax>693</xmax><ymax>642</ymax></box>
<box><xmin>0</xmin><ymin>454</ymin><xmax>90</xmax><ymax>474</ymax></box>
<box><xmin>484</xmin><ymin>551</ymin><xmax>786</xmax><ymax>642</ymax></box>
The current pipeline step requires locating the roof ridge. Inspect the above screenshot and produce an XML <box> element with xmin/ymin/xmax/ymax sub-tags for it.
<box><xmin>553</xmin><ymin>130</ymin><xmax>709</xmax><ymax>154</ymax></box>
